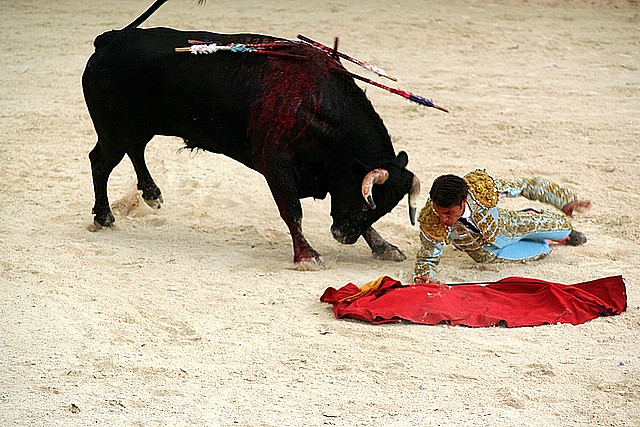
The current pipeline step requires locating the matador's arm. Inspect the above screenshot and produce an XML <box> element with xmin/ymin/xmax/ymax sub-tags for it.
<box><xmin>413</xmin><ymin>231</ymin><xmax>444</xmax><ymax>280</ymax></box>
<box><xmin>495</xmin><ymin>177</ymin><xmax>579</xmax><ymax>211</ymax></box>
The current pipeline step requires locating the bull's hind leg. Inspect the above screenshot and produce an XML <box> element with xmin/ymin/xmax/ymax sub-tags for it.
<box><xmin>89</xmin><ymin>137</ymin><xmax>126</xmax><ymax>227</ymax></box>
<box><xmin>127</xmin><ymin>139</ymin><xmax>163</xmax><ymax>209</ymax></box>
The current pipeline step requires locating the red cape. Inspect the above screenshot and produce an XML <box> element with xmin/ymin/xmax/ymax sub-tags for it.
<box><xmin>321</xmin><ymin>276</ymin><xmax>627</xmax><ymax>327</ymax></box>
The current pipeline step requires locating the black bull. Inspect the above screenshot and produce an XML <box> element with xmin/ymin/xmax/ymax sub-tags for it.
<box><xmin>82</xmin><ymin>4</ymin><xmax>421</xmax><ymax>267</ymax></box>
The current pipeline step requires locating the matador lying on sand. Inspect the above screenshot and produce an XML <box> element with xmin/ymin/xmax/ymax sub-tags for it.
<box><xmin>414</xmin><ymin>169</ymin><xmax>592</xmax><ymax>283</ymax></box>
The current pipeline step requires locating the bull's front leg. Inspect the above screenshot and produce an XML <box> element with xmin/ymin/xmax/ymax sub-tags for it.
<box><xmin>287</xmin><ymin>217</ymin><xmax>325</xmax><ymax>269</ymax></box>
<box><xmin>363</xmin><ymin>227</ymin><xmax>406</xmax><ymax>262</ymax></box>
<box><xmin>262</xmin><ymin>167</ymin><xmax>325</xmax><ymax>269</ymax></box>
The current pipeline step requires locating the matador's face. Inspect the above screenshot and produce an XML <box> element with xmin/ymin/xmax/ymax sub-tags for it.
<box><xmin>432</xmin><ymin>198</ymin><xmax>467</xmax><ymax>227</ymax></box>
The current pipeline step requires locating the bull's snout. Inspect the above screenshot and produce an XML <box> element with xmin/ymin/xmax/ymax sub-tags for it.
<box><xmin>331</xmin><ymin>225</ymin><xmax>360</xmax><ymax>245</ymax></box>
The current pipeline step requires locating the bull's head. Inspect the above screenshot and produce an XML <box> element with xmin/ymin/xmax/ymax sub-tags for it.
<box><xmin>330</xmin><ymin>151</ymin><xmax>420</xmax><ymax>244</ymax></box>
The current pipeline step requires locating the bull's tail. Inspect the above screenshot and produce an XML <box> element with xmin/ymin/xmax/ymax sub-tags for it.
<box><xmin>124</xmin><ymin>0</ymin><xmax>206</xmax><ymax>29</ymax></box>
<box><xmin>93</xmin><ymin>1</ymin><xmax>205</xmax><ymax>50</ymax></box>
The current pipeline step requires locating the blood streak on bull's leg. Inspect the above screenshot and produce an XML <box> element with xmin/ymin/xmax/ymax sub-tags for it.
<box><xmin>246</xmin><ymin>54</ymin><xmax>325</xmax><ymax>265</ymax></box>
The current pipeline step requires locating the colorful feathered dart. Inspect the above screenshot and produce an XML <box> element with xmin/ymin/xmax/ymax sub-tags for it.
<box><xmin>176</xmin><ymin>35</ymin><xmax>448</xmax><ymax>112</ymax></box>
<box><xmin>297</xmin><ymin>35</ymin><xmax>448</xmax><ymax>112</ymax></box>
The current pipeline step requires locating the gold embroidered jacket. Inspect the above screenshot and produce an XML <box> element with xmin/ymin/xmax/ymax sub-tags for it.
<box><xmin>414</xmin><ymin>169</ymin><xmax>577</xmax><ymax>279</ymax></box>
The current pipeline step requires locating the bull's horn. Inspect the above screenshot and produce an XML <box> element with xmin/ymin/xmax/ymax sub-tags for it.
<box><xmin>408</xmin><ymin>174</ymin><xmax>421</xmax><ymax>225</ymax></box>
<box><xmin>362</xmin><ymin>168</ymin><xmax>389</xmax><ymax>210</ymax></box>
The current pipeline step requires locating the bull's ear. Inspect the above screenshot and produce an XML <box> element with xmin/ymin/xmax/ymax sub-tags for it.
<box><xmin>395</xmin><ymin>151</ymin><xmax>409</xmax><ymax>168</ymax></box>
<box><xmin>351</xmin><ymin>159</ymin><xmax>370</xmax><ymax>175</ymax></box>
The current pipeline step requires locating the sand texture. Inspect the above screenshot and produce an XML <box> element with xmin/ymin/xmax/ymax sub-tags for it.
<box><xmin>1</xmin><ymin>0</ymin><xmax>639</xmax><ymax>425</ymax></box>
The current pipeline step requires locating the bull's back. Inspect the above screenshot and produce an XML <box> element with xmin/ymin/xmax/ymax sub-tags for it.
<box><xmin>83</xmin><ymin>27</ymin><xmax>393</xmax><ymax>168</ymax></box>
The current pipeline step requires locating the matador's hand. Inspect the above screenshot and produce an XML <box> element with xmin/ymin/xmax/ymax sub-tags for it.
<box><xmin>562</xmin><ymin>200</ymin><xmax>592</xmax><ymax>218</ymax></box>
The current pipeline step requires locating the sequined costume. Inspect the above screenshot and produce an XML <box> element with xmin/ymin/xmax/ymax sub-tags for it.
<box><xmin>414</xmin><ymin>169</ymin><xmax>578</xmax><ymax>279</ymax></box>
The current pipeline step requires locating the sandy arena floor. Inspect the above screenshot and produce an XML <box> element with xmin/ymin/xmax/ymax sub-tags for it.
<box><xmin>1</xmin><ymin>0</ymin><xmax>639</xmax><ymax>425</ymax></box>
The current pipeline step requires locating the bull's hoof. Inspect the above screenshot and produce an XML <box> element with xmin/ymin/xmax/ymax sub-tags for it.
<box><xmin>143</xmin><ymin>195</ymin><xmax>164</xmax><ymax>210</ymax></box>
<box><xmin>89</xmin><ymin>215</ymin><xmax>115</xmax><ymax>232</ymax></box>
<box><xmin>371</xmin><ymin>245</ymin><xmax>407</xmax><ymax>262</ymax></box>
<box><xmin>95</xmin><ymin>211</ymin><xmax>115</xmax><ymax>227</ymax></box>
<box><xmin>89</xmin><ymin>210</ymin><xmax>115</xmax><ymax>231</ymax></box>
<box><xmin>294</xmin><ymin>256</ymin><xmax>326</xmax><ymax>271</ymax></box>
<box><xmin>87</xmin><ymin>220</ymin><xmax>103</xmax><ymax>232</ymax></box>
<box><xmin>138</xmin><ymin>184</ymin><xmax>162</xmax><ymax>208</ymax></box>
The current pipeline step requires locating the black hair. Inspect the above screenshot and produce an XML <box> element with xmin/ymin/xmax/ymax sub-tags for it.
<box><xmin>430</xmin><ymin>174</ymin><xmax>468</xmax><ymax>207</ymax></box>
